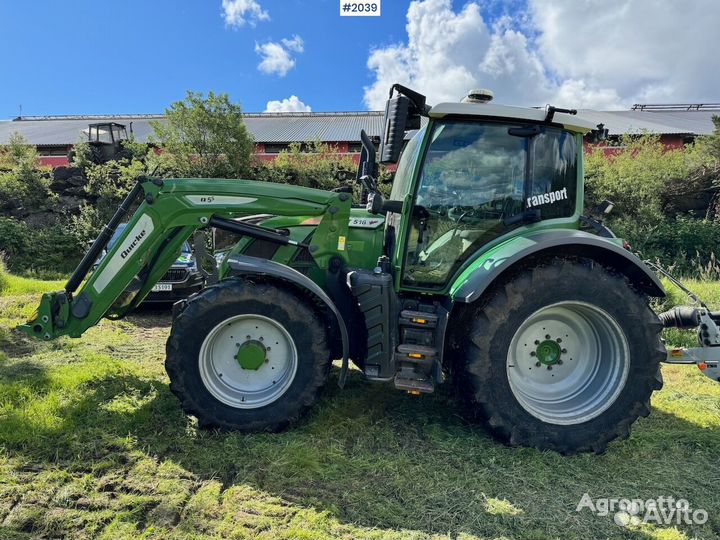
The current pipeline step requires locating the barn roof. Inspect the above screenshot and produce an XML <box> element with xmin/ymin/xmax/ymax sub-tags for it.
<box><xmin>0</xmin><ymin>106</ymin><xmax>716</xmax><ymax>146</ymax></box>
<box><xmin>576</xmin><ymin>108</ymin><xmax>719</xmax><ymax>136</ymax></box>
<box><xmin>0</xmin><ymin>112</ymin><xmax>385</xmax><ymax>146</ymax></box>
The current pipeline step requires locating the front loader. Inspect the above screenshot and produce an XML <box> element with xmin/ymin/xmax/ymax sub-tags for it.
<box><xmin>20</xmin><ymin>84</ymin><xmax>720</xmax><ymax>454</ymax></box>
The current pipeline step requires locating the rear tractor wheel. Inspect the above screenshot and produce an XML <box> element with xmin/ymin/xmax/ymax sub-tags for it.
<box><xmin>457</xmin><ymin>258</ymin><xmax>664</xmax><ymax>454</ymax></box>
<box><xmin>165</xmin><ymin>278</ymin><xmax>331</xmax><ymax>431</ymax></box>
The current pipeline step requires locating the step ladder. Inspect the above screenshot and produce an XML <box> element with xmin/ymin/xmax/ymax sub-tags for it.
<box><xmin>394</xmin><ymin>307</ymin><xmax>440</xmax><ymax>394</ymax></box>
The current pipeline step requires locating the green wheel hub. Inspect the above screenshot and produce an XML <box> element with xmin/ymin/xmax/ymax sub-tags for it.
<box><xmin>236</xmin><ymin>340</ymin><xmax>266</xmax><ymax>370</ymax></box>
<box><xmin>536</xmin><ymin>339</ymin><xmax>561</xmax><ymax>366</ymax></box>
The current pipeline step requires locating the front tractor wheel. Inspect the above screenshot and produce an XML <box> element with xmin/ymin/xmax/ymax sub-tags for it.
<box><xmin>165</xmin><ymin>278</ymin><xmax>331</xmax><ymax>431</ymax></box>
<box><xmin>458</xmin><ymin>258</ymin><xmax>665</xmax><ymax>454</ymax></box>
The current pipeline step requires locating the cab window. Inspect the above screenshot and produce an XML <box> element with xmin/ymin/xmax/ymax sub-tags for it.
<box><xmin>402</xmin><ymin>120</ymin><xmax>577</xmax><ymax>288</ymax></box>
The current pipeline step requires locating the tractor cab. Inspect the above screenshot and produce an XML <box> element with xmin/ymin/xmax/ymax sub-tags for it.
<box><xmin>356</xmin><ymin>84</ymin><xmax>602</xmax><ymax>293</ymax></box>
<box><xmin>83</xmin><ymin>121</ymin><xmax>132</xmax><ymax>163</ymax></box>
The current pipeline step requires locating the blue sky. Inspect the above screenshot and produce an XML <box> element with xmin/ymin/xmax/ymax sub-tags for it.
<box><xmin>0</xmin><ymin>0</ymin><xmax>503</xmax><ymax>117</ymax></box>
<box><xmin>1</xmin><ymin>0</ymin><xmax>718</xmax><ymax>118</ymax></box>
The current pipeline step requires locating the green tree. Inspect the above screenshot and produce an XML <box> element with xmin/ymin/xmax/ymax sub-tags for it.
<box><xmin>150</xmin><ymin>91</ymin><xmax>254</xmax><ymax>178</ymax></box>
<box><xmin>0</xmin><ymin>133</ymin><xmax>55</xmax><ymax>214</ymax></box>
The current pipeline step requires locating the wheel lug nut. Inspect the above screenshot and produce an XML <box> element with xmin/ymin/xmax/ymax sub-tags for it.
<box><xmin>530</xmin><ymin>351</ymin><xmax>536</xmax><ymax>356</ymax></box>
<box><xmin>246</xmin><ymin>335</ymin><xmax>251</xmax><ymax>339</ymax></box>
<box><xmin>561</xmin><ymin>348</ymin><xmax>567</xmax><ymax>354</ymax></box>
<box><xmin>534</xmin><ymin>340</ymin><xmax>540</xmax><ymax>345</ymax></box>
<box><xmin>557</xmin><ymin>359</ymin><xmax>563</xmax><ymax>365</ymax></box>
<box><xmin>556</xmin><ymin>338</ymin><xmax>562</xmax><ymax>343</ymax></box>
<box><xmin>535</xmin><ymin>362</ymin><xmax>541</xmax><ymax>367</ymax></box>
<box><xmin>259</xmin><ymin>337</ymin><xmax>264</xmax><ymax>341</ymax></box>
<box><xmin>547</xmin><ymin>365</ymin><xmax>552</xmax><ymax>370</ymax></box>
<box><xmin>545</xmin><ymin>334</ymin><xmax>551</xmax><ymax>340</ymax></box>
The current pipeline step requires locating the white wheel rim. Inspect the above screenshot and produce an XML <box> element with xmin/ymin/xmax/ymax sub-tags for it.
<box><xmin>506</xmin><ymin>301</ymin><xmax>630</xmax><ymax>425</ymax></box>
<box><xmin>198</xmin><ymin>314</ymin><xmax>298</xmax><ymax>409</ymax></box>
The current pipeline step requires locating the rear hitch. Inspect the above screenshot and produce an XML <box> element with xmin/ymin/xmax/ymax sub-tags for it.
<box><xmin>649</xmin><ymin>260</ymin><xmax>720</xmax><ymax>383</ymax></box>
<box><xmin>659</xmin><ymin>304</ymin><xmax>720</xmax><ymax>384</ymax></box>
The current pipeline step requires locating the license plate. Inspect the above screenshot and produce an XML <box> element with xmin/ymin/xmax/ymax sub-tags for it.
<box><xmin>151</xmin><ymin>283</ymin><xmax>172</xmax><ymax>292</ymax></box>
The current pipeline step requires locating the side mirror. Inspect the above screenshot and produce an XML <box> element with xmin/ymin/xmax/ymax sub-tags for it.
<box><xmin>379</xmin><ymin>84</ymin><xmax>429</xmax><ymax>165</ymax></box>
<box><xmin>380</xmin><ymin>95</ymin><xmax>411</xmax><ymax>164</ymax></box>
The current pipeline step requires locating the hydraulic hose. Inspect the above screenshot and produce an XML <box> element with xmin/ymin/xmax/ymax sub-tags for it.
<box><xmin>658</xmin><ymin>306</ymin><xmax>700</xmax><ymax>329</ymax></box>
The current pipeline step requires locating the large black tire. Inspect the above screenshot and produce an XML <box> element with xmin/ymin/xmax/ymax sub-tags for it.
<box><xmin>165</xmin><ymin>278</ymin><xmax>331</xmax><ymax>431</ymax></box>
<box><xmin>89</xmin><ymin>145</ymin><xmax>104</xmax><ymax>164</ymax></box>
<box><xmin>456</xmin><ymin>257</ymin><xmax>665</xmax><ymax>454</ymax></box>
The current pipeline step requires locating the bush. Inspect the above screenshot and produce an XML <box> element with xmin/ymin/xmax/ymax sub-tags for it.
<box><xmin>251</xmin><ymin>141</ymin><xmax>391</xmax><ymax>201</ymax></box>
<box><xmin>0</xmin><ymin>133</ymin><xmax>56</xmax><ymax>215</ymax></box>
<box><xmin>253</xmin><ymin>141</ymin><xmax>357</xmax><ymax>187</ymax></box>
<box><xmin>0</xmin><ymin>217</ymin><xmax>83</xmax><ymax>275</ymax></box>
<box><xmin>67</xmin><ymin>204</ymin><xmax>107</xmax><ymax>248</ymax></box>
<box><xmin>585</xmin><ymin>133</ymin><xmax>720</xmax><ymax>277</ymax></box>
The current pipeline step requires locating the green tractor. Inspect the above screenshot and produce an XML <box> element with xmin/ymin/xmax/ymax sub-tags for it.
<box><xmin>21</xmin><ymin>85</ymin><xmax>720</xmax><ymax>454</ymax></box>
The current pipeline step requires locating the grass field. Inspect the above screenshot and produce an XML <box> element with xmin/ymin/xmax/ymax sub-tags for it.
<box><xmin>1</xmin><ymin>274</ymin><xmax>719</xmax><ymax>539</ymax></box>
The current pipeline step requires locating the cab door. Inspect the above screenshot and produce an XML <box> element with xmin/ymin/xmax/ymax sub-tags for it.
<box><xmin>400</xmin><ymin>119</ymin><xmax>578</xmax><ymax>291</ymax></box>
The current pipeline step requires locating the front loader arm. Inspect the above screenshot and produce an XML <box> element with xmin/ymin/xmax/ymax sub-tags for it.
<box><xmin>19</xmin><ymin>177</ymin><xmax>351</xmax><ymax>340</ymax></box>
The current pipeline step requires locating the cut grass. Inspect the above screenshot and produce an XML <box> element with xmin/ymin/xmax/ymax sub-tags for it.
<box><xmin>0</xmin><ymin>275</ymin><xmax>719</xmax><ymax>539</ymax></box>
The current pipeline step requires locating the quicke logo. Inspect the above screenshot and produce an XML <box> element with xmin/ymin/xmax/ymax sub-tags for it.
<box><xmin>120</xmin><ymin>230</ymin><xmax>147</xmax><ymax>259</ymax></box>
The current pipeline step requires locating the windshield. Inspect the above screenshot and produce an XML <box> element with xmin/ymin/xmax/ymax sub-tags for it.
<box><xmin>403</xmin><ymin>120</ymin><xmax>578</xmax><ymax>288</ymax></box>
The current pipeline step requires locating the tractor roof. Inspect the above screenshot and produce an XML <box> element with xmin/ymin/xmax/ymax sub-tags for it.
<box><xmin>87</xmin><ymin>121</ymin><xmax>127</xmax><ymax>128</ymax></box>
<box><xmin>429</xmin><ymin>102</ymin><xmax>597</xmax><ymax>134</ymax></box>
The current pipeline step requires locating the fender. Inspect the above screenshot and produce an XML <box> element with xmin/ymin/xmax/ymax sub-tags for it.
<box><xmin>450</xmin><ymin>229</ymin><xmax>665</xmax><ymax>304</ymax></box>
<box><xmin>226</xmin><ymin>254</ymin><xmax>351</xmax><ymax>387</ymax></box>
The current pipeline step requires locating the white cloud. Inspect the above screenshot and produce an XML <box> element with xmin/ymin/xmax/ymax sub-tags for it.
<box><xmin>281</xmin><ymin>35</ymin><xmax>304</xmax><ymax>53</ymax></box>
<box><xmin>364</xmin><ymin>0</ymin><xmax>720</xmax><ymax>110</ymax></box>
<box><xmin>222</xmin><ymin>0</ymin><xmax>269</xmax><ymax>27</ymax></box>
<box><xmin>364</xmin><ymin>0</ymin><xmax>554</xmax><ymax>110</ymax></box>
<box><xmin>255</xmin><ymin>35</ymin><xmax>304</xmax><ymax>77</ymax></box>
<box><xmin>529</xmin><ymin>0</ymin><xmax>720</xmax><ymax>106</ymax></box>
<box><xmin>265</xmin><ymin>95</ymin><xmax>312</xmax><ymax>113</ymax></box>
